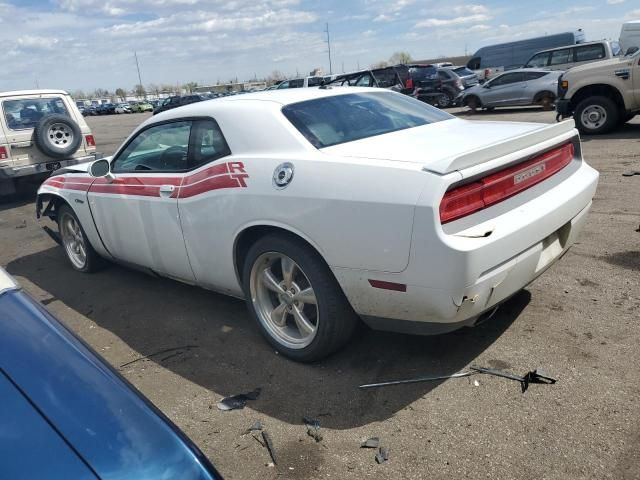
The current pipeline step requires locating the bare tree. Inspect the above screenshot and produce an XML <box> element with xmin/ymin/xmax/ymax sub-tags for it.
<box><xmin>389</xmin><ymin>51</ymin><xmax>412</xmax><ymax>65</ymax></box>
<box><xmin>70</xmin><ymin>89</ymin><xmax>87</xmax><ymax>99</ymax></box>
<box><xmin>147</xmin><ymin>83</ymin><xmax>161</xmax><ymax>98</ymax></box>
<box><xmin>370</xmin><ymin>61</ymin><xmax>388</xmax><ymax>69</ymax></box>
<box><xmin>134</xmin><ymin>84</ymin><xmax>146</xmax><ymax>99</ymax></box>
<box><xmin>183</xmin><ymin>82</ymin><xmax>198</xmax><ymax>93</ymax></box>
<box><xmin>115</xmin><ymin>88</ymin><xmax>127</xmax><ymax>102</ymax></box>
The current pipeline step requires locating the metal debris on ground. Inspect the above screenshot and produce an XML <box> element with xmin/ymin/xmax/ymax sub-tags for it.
<box><xmin>242</xmin><ymin>420</ymin><xmax>263</xmax><ymax>435</ymax></box>
<box><xmin>119</xmin><ymin>345</ymin><xmax>199</xmax><ymax>368</ymax></box>
<box><xmin>216</xmin><ymin>388</ymin><xmax>262</xmax><ymax>411</ymax></box>
<box><xmin>361</xmin><ymin>437</ymin><xmax>380</xmax><ymax>449</ymax></box>
<box><xmin>303</xmin><ymin>417</ymin><xmax>323</xmax><ymax>442</ymax></box>
<box><xmin>375</xmin><ymin>446</ymin><xmax>389</xmax><ymax>464</ymax></box>
<box><xmin>359</xmin><ymin>371</ymin><xmax>473</xmax><ymax>389</ymax></box>
<box><xmin>471</xmin><ymin>366</ymin><xmax>556</xmax><ymax>393</ymax></box>
<box><xmin>262</xmin><ymin>431</ymin><xmax>278</xmax><ymax>465</ymax></box>
<box><xmin>622</xmin><ymin>170</ymin><xmax>640</xmax><ymax>176</ymax></box>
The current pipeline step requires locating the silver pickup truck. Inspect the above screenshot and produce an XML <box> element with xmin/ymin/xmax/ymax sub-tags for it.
<box><xmin>0</xmin><ymin>89</ymin><xmax>99</xmax><ymax>196</ymax></box>
<box><xmin>556</xmin><ymin>47</ymin><xmax>640</xmax><ymax>134</ymax></box>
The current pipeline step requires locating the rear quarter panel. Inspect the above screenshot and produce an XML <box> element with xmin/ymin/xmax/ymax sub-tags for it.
<box><xmin>178</xmin><ymin>154</ymin><xmax>427</xmax><ymax>295</ymax></box>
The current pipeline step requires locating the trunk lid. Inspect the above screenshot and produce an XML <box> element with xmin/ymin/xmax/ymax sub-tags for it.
<box><xmin>322</xmin><ymin>118</ymin><xmax>576</xmax><ymax>174</ymax></box>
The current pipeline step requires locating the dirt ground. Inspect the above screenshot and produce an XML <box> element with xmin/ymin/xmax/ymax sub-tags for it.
<box><xmin>1</xmin><ymin>107</ymin><xmax>638</xmax><ymax>479</ymax></box>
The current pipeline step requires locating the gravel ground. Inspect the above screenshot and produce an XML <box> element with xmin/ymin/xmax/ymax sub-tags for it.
<box><xmin>1</xmin><ymin>107</ymin><xmax>638</xmax><ymax>480</ymax></box>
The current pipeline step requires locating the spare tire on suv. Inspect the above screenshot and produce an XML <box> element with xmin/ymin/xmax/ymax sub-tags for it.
<box><xmin>33</xmin><ymin>114</ymin><xmax>82</xmax><ymax>159</ymax></box>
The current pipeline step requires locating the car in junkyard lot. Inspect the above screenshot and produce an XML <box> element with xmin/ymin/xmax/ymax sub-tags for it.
<box><xmin>130</xmin><ymin>100</ymin><xmax>154</xmax><ymax>113</ymax></box>
<box><xmin>0</xmin><ymin>89</ymin><xmax>98</xmax><ymax>196</ymax></box>
<box><xmin>462</xmin><ymin>69</ymin><xmax>563</xmax><ymax>111</ymax></box>
<box><xmin>445</xmin><ymin>66</ymin><xmax>480</xmax><ymax>88</ymax></box>
<box><xmin>0</xmin><ymin>267</ymin><xmax>222</xmax><ymax>479</ymax></box>
<box><xmin>115</xmin><ymin>103</ymin><xmax>132</xmax><ymax>114</ymax></box>
<box><xmin>36</xmin><ymin>87</ymin><xmax>598</xmax><ymax>362</ymax></box>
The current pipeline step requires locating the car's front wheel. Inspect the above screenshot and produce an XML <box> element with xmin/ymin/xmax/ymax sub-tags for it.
<box><xmin>575</xmin><ymin>96</ymin><xmax>619</xmax><ymax>134</ymax></box>
<box><xmin>243</xmin><ymin>233</ymin><xmax>358</xmax><ymax>362</ymax></box>
<box><xmin>58</xmin><ymin>205</ymin><xmax>103</xmax><ymax>273</ymax></box>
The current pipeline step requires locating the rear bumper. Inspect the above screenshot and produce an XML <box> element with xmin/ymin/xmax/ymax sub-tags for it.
<box><xmin>334</xmin><ymin>160</ymin><xmax>598</xmax><ymax>332</ymax></box>
<box><xmin>0</xmin><ymin>154</ymin><xmax>99</xmax><ymax>180</ymax></box>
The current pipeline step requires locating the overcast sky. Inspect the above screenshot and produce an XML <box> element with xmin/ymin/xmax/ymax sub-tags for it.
<box><xmin>1</xmin><ymin>0</ymin><xmax>638</xmax><ymax>93</ymax></box>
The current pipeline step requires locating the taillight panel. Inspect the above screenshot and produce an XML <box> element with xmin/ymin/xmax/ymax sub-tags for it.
<box><xmin>440</xmin><ymin>143</ymin><xmax>575</xmax><ymax>224</ymax></box>
<box><xmin>85</xmin><ymin>135</ymin><xmax>96</xmax><ymax>147</ymax></box>
<box><xmin>0</xmin><ymin>146</ymin><xmax>7</xmax><ymax>160</ymax></box>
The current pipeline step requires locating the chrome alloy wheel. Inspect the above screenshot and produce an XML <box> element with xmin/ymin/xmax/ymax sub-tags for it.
<box><xmin>60</xmin><ymin>212</ymin><xmax>87</xmax><ymax>269</ymax></box>
<box><xmin>580</xmin><ymin>105</ymin><xmax>607</xmax><ymax>130</ymax></box>
<box><xmin>249</xmin><ymin>252</ymin><xmax>319</xmax><ymax>349</ymax></box>
<box><xmin>47</xmin><ymin>123</ymin><xmax>74</xmax><ymax>150</ymax></box>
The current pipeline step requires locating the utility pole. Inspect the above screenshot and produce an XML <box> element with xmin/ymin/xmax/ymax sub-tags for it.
<box><xmin>134</xmin><ymin>51</ymin><xmax>145</xmax><ymax>98</ymax></box>
<box><xmin>325</xmin><ymin>23</ymin><xmax>333</xmax><ymax>75</ymax></box>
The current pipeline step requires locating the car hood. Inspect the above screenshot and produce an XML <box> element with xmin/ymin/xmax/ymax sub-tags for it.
<box><xmin>0</xmin><ymin>286</ymin><xmax>220</xmax><ymax>480</ymax></box>
<box><xmin>322</xmin><ymin>118</ymin><xmax>576</xmax><ymax>174</ymax></box>
<box><xmin>566</xmin><ymin>55</ymin><xmax>632</xmax><ymax>76</ymax></box>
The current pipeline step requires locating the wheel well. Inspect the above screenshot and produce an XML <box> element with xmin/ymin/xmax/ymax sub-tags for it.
<box><xmin>570</xmin><ymin>84</ymin><xmax>625</xmax><ymax>111</ymax></box>
<box><xmin>233</xmin><ymin>225</ymin><xmax>326</xmax><ymax>286</ymax></box>
<box><xmin>533</xmin><ymin>90</ymin><xmax>555</xmax><ymax>102</ymax></box>
<box><xmin>463</xmin><ymin>95</ymin><xmax>481</xmax><ymax>107</ymax></box>
<box><xmin>36</xmin><ymin>193</ymin><xmax>70</xmax><ymax>221</ymax></box>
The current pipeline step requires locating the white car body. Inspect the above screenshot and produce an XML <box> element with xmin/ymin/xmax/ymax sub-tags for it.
<box><xmin>115</xmin><ymin>104</ymin><xmax>131</xmax><ymax>114</ymax></box>
<box><xmin>37</xmin><ymin>88</ymin><xmax>598</xmax><ymax>346</ymax></box>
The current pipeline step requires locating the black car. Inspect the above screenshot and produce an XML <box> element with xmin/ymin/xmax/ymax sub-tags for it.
<box><xmin>95</xmin><ymin>103</ymin><xmax>116</xmax><ymax>115</ymax></box>
<box><xmin>327</xmin><ymin>64</ymin><xmax>452</xmax><ymax>108</ymax></box>
<box><xmin>434</xmin><ymin>68</ymin><xmax>466</xmax><ymax>107</ymax></box>
<box><xmin>446</xmin><ymin>66</ymin><xmax>480</xmax><ymax>88</ymax></box>
<box><xmin>153</xmin><ymin>94</ymin><xmax>207</xmax><ymax>115</ymax></box>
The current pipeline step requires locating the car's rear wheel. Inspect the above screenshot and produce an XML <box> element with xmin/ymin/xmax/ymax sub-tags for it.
<box><xmin>538</xmin><ymin>93</ymin><xmax>555</xmax><ymax>111</ymax></box>
<box><xmin>58</xmin><ymin>205</ymin><xmax>103</xmax><ymax>273</ymax></box>
<box><xmin>436</xmin><ymin>93</ymin><xmax>452</xmax><ymax>108</ymax></box>
<box><xmin>243</xmin><ymin>233</ymin><xmax>358</xmax><ymax>362</ymax></box>
<box><xmin>574</xmin><ymin>96</ymin><xmax>619</xmax><ymax>134</ymax></box>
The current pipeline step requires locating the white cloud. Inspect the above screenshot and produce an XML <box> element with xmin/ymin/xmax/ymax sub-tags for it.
<box><xmin>607</xmin><ymin>0</ymin><xmax>624</xmax><ymax>4</ymax></box>
<box><xmin>416</xmin><ymin>13</ymin><xmax>492</xmax><ymax>28</ymax></box>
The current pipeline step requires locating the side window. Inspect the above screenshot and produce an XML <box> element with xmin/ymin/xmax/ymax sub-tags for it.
<box><xmin>550</xmin><ymin>48</ymin><xmax>572</xmax><ymax>65</ymax></box>
<box><xmin>277</xmin><ymin>81</ymin><xmax>289</xmax><ymax>89</ymax></box>
<box><xmin>289</xmin><ymin>79</ymin><xmax>304</xmax><ymax>88</ymax></box>
<box><xmin>490</xmin><ymin>73</ymin><xmax>523</xmax><ymax>86</ymax></box>
<box><xmin>112</xmin><ymin>121</ymin><xmax>191</xmax><ymax>173</ymax></box>
<box><xmin>190</xmin><ymin>119</ymin><xmax>231</xmax><ymax>169</ymax></box>
<box><xmin>355</xmin><ymin>74</ymin><xmax>374</xmax><ymax>87</ymax></box>
<box><xmin>575</xmin><ymin>44</ymin><xmax>605</xmax><ymax>62</ymax></box>
<box><xmin>524</xmin><ymin>71</ymin><xmax>548</xmax><ymax>81</ymax></box>
<box><xmin>526</xmin><ymin>52</ymin><xmax>550</xmax><ymax>68</ymax></box>
<box><xmin>467</xmin><ymin>57</ymin><xmax>481</xmax><ymax>70</ymax></box>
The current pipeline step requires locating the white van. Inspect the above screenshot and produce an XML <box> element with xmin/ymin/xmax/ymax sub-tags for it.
<box><xmin>524</xmin><ymin>40</ymin><xmax>621</xmax><ymax>71</ymax></box>
<box><xmin>620</xmin><ymin>20</ymin><xmax>640</xmax><ymax>54</ymax></box>
<box><xmin>276</xmin><ymin>76</ymin><xmax>324</xmax><ymax>89</ymax></box>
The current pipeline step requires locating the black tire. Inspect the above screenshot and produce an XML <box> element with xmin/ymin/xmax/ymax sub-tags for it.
<box><xmin>465</xmin><ymin>95</ymin><xmax>481</xmax><ymax>112</ymax></box>
<box><xmin>57</xmin><ymin>204</ymin><xmax>104</xmax><ymax>273</ymax></box>
<box><xmin>242</xmin><ymin>233</ymin><xmax>359</xmax><ymax>362</ymax></box>
<box><xmin>33</xmin><ymin>114</ymin><xmax>82</xmax><ymax>159</ymax></box>
<box><xmin>436</xmin><ymin>93</ymin><xmax>453</xmax><ymax>108</ymax></box>
<box><xmin>485</xmin><ymin>106</ymin><xmax>495</xmax><ymax>112</ymax></box>
<box><xmin>537</xmin><ymin>92</ymin><xmax>555</xmax><ymax>111</ymax></box>
<box><xmin>574</xmin><ymin>96</ymin><xmax>619</xmax><ymax>135</ymax></box>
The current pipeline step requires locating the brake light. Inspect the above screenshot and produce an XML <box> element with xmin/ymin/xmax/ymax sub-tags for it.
<box><xmin>0</xmin><ymin>146</ymin><xmax>7</xmax><ymax>159</ymax></box>
<box><xmin>406</xmin><ymin>78</ymin><xmax>414</xmax><ymax>89</ymax></box>
<box><xmin>440</xmin><ymin>143</ymin><xmax>575</xmax><ymax>224</ymax></box>
<box><xmin>85</xmin><ymin>134</ymin><xmax>95</xmax><ymax>147</ymax></box>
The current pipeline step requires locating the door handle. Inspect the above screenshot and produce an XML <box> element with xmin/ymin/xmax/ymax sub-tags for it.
<box><xmin>159</xmin><ymin>184</ymin><xmax>175</xmax><ymax>197</ymax></box>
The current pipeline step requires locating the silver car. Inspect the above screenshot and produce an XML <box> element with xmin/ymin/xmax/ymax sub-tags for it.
<box><xmin>462</xmin><ymin>69</ymin><xmax>563</xmax><ymax>111</ymax></box>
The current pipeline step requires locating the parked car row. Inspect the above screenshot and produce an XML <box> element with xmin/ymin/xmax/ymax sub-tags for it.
<box><xmin>80</xmin><ymin>100</ymin><xmax>159</xmax><ymax>116</ymax></box>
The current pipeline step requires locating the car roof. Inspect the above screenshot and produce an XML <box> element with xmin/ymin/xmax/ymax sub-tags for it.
<box><xmin>533</xmin><ymin>40</ymin><xmax>609</xmax><ymax>54</ymax></box>
<box><xmin>0</xmin><ymin>89</ymin><xmax>68</xmax><ymax>99</ymax></box>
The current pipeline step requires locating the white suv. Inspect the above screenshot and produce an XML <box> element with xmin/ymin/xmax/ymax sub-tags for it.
<box><xmin>0</xmin><ymin>89</ymin><xmax>98</xmax><ymax>196</ymax></box>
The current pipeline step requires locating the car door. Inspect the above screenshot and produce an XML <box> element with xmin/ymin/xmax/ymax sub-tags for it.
<box><xmin>633</xmin><ymin>53</ymin><xmax>640</xmax><ymax>105</ymax></box>
<box><xmin>87</xmin><ymin>120</ymin><xmax>196</xmax><ymax>282</ymax></box>
<box><xmin>482</xmin><ymin>72</ymin><xmax>525</xmax><ymax>106</ymax></box>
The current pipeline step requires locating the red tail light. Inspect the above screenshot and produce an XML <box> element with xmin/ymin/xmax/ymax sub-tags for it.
<box><xmin>405</xmin><ymin>78</ymin><xmax>414</xmax><ymax>89</ymax></box>
<box><xmin>440</xmin><ymin>143</ymin><xmax>575</xmax><ymax>224</ymax></box>
<box><xmin>85</xmin><ymin>135</ymin><xmax>96</xmax><ymax>147</ymax></box>
<box><xmin>0</xmin><ymin>146</ymin><xmax>7</xmax><ymax>160</ymax></box>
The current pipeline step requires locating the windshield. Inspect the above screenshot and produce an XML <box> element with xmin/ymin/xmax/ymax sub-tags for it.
<box><xmin>282</xmin><ymin>92</ymin><xmax>452</xmax><ymax>148</ymax></box>
<box><xmin>453</xmin><ymin>67</ymin><xmax>475</xmax><ymax>76</ymax></box>
<box><xmin>408</xmin><ymin>65</ymin><xmax>437</xmax><ymax>80</ymax></box>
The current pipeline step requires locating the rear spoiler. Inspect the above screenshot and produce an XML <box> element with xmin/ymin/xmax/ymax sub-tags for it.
<box><xmin>423</xmin><ymin>120</ymin><xmax>577</xmax><ymax>175</ymax></box>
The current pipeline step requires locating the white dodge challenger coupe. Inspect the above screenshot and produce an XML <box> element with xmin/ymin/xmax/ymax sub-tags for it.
<box><xmin>37</xmin><ymin>87</ymin><xmax>599</xmax><ymax>361</ymax></box>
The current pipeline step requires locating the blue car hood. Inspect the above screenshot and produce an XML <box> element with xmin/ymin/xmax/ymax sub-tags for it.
<box><xmin>0</xmin><ymin>288</ymin><xmax>220</xmax><ymax>480</ymax></box>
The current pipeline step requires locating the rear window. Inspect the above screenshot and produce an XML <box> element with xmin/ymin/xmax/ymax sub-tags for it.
<box><xmin>282</xmin><ymin>92</ymin><xmax>452</xmax><ymax>148</ymax></box>
<box><xmin>408</xmin><ymin>65</ymin><xmax>437</xmax><ymax>80</ymax></box>
<box><xmin>453</xmin><ymin>67</ymin><xmax>475</xmax><ymax>76</ymax></box>
<box><xmin>3</xmin><ymin>97</ymin><xmax>69</xmax><ymax>130</ymax></box>
<box><xmin>575</xmin><ymin>44</ymin><xmax>605</xmax><ymax>62</ymax></box>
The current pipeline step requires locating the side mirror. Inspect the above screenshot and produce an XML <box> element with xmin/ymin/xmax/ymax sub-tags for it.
<box><xmin>625</xmin><ymin>46</ymin><xmax>639</xmax><ymax>56</ymax></box>
<box><xmin>89</xmin><ymin>158</ymin><xmax>114</xmax><ymax>181</ymax></box>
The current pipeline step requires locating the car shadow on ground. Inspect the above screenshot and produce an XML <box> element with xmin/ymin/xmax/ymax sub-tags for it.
<box><xmin>0</xmin><ymin>184</ymin><xmax>39</xmax><ymax>211</ymax></box>
<box><xmin>581</xmin><ymin>122</ymin><xmax>640</xmax><ymax>142</ymax></box>
<box><xmin>7</xmin><ymin>247</ymin><xmax>530</xmax><ymax>430</ymax></box>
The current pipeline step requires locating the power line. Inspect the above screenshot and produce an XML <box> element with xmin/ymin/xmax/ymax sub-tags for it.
<box><xmin>134</xmin><ymin>51</ymin><xmax>145</xmax><ymax>98</ymax></box>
